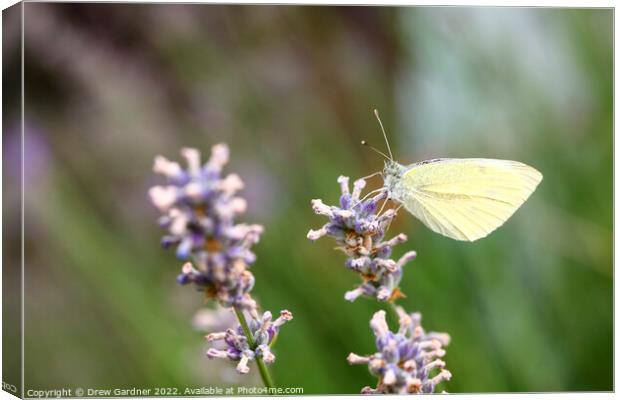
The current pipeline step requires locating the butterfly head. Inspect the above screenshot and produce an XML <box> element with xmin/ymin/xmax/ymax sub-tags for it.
<box><xmin>382</xmin><ymin>160</ymin><xmax>405</xmax><ymax>194</ymax></box>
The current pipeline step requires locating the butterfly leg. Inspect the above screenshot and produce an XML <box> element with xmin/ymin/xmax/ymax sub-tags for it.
<box><xmin>359</xmin><ymin>171</ymin><xmax>383</xmax><ymax>181</ymax></box>
<box><xmin>376</xmin><ymin>189</ymin><xmax>401</xmax><ymax>217</ymax></box>
<box><xmin>376</xmin><ymin>197</ymin><xmax>389</xmax><ymax>216</ymax></box>
<box><xmin>380</xmin><ymin>203</ymin><xmax>402</xmax><ymax>233</ymax></box>
<box><xmin>351</xmin><ymin>187</ymin><xmax>387</xmax><ymax>209</ymax></box>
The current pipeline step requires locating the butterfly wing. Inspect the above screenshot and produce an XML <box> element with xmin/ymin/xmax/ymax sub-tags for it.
<box><xmin>395</xmin><ymin>158</ymin><xmax>542</xmax><ymax>241</ymax></box>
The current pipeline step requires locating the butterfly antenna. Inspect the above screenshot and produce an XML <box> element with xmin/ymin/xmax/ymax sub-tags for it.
<box><xmin>361</xmin><ymin>140</ymin><xmax>390</xmax><ymax>161</ymax></box>
<box><xmin>373</xmin><ymin>109</ymin><xmax>393</xmax><ymax>160</ymax></box>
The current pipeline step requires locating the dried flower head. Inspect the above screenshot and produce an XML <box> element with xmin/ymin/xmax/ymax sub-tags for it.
<box><xmin>206</xmin><ymin>309</ymin><xmax>293</xmax><ymax>374</ymax></box>
<box><xmin>307</xmin><ymin>176</ymin><xmax>416</xmax><ymax>302</ymax></box>
<box><xmin>348</xmin><ymin>308</ymin><xmax>451</xmax><ymax>394</ymax></box>
<box><xmin>149</xmin><ymin>144</ymin><xmax>262</xmax><ymax>310</ymax></box>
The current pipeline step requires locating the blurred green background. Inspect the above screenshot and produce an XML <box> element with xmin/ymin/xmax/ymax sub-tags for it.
<box><xmin>3</xmin><ymin>4</ymin><xmax>612</xmax><ymax>394</ymax></box>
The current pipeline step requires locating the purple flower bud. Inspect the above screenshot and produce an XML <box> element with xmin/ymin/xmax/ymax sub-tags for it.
<box><xmin>205</xmin><ymin>309</ymin><xmax>292</xmax><ymax>375</ymax></box>
<box><xmin>176</xmin><ymin>274</ymin><xmax>190</xmax><ymax>285</ymax></box>
<box><xmin>340</xmin><ymin>194</ymin><xmax>352</xmax><ymax>209</ymax></box>
<box><xmin>349</xmin><ymin>308</ymin><xmax>451</xmax><ymax>394</ymax></box>
<box><xmin>151</xmin><ymin>144</ymin><xmax>292</xmax><ymax>380</ymax></box>
<box><xmin>361</xmin><ymin>200</ymin><xmax>378</xmax><ymax>215</ymax></box>
<box><xmin>175</xmin><ymin>238</ymin><xmax>193</xmax><ymax>259</ymax></box>
<box><xmin>149</xmin><ymin>144</ymin><xmax>264</xmax><ymax>311</ymax></box>
<box><xmin>308</xmin><ymin>175</ymin><xmax>415</xmax><ymax>302</ymax></box>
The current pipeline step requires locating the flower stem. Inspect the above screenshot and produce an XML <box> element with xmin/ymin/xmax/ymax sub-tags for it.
<box><xmin>386</xmin><ymin>302</ymin><xmax>400</xmax><ymax>327</ymax></box>
<box><xmin>233</xmin><ymin>306</ymin><xmax>275</xmax><ymax>390</ymax></box>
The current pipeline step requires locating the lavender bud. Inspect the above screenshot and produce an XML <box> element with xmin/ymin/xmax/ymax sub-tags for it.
<box><xmin>205</xmin><ymin>309</ymin><xmax>292</xmax><ymax>375</ymax></box>
<box><xmin>349</xmin><ymin>308</ymin><xmax>451</xmax><ymax>394</ymax></box>
<box><xmin>149</xmin><ymin>144</ymin><xmax>264</xmax><ymax>311</ymax></box>
<box><xmin>308</xmin><ymin>176</ymin><xmax>415</xmax><ymax>302</ymax></box>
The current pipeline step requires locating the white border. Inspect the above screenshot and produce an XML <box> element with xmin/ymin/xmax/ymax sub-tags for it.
<box><xmin>0</xmin><ymin>2</ymin><xmax>615</xmax><ymax>400</ymax></box>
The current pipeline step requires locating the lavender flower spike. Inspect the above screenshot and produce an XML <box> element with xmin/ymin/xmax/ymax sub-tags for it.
<box><xmin>149</xmin><ymin>144</ymin><xmax>262</xmax><ymax>311</ymax></box>
<box><xmin>206</xmin><ymin>309</ymin><xmax>293</xmax><ymax>374</ymax></box>
<box><xmin>348</xmin><ymin>308</ymin><xmax>451</xmax><ymax>394</ymax></box>
<box><xmin>308</xmin><ymin>175</ymin><xmax>416</xmax><ymax>302</ymax></box>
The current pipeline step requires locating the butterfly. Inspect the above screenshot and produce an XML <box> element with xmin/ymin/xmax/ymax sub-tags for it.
<box><xmin>363</xmin><ymin>110</ymin><xmax>543</xmax><ymax>242</ymax></box>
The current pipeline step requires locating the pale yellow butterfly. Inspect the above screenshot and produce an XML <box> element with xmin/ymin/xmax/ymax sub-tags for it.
<box><xmin>364</xmin><ymin>110</ymin><xmax>543</xmax><ymax>242</ymax></box>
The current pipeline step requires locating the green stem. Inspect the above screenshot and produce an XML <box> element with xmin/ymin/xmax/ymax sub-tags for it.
<box><xmin>233</xmin><ymin>306</ymin><xmax>275</xmax><ymax>390</ymax></box>
<box><xmin>386</xmin><ymin>302</ymin><xmax>400</xmax><ymax>327</ymax></box>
